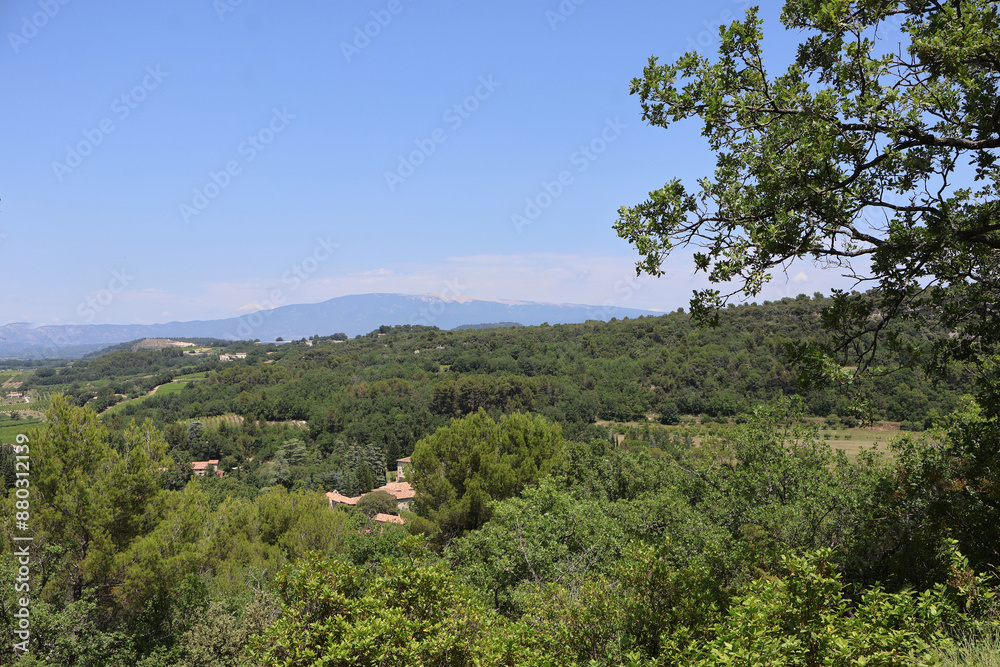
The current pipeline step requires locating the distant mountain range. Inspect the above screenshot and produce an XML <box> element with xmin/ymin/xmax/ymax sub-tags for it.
<box><xmin>0</xmin><ymin>293</ymin><xmax>660</xmax><ymax>359</ymax></box>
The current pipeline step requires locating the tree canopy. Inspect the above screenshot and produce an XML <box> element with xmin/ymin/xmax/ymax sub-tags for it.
<box><xmin>615</xmin><ymin>0</ymin><xmax>1000</xmax><ymax>388</ymax></box>
<box><xmin>409</xmin><ymin>410</ymin><xmax>564</xmax><ymax>541</ymax></box>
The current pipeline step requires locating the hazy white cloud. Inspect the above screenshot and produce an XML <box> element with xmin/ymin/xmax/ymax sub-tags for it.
<box><xmin>28</xmin><ymin>253</ymin><xmax>864</xmax><ymax>326</ymax></box>
<box><xmin>349</xmin><ymin>268</ymin><xmax>395</xmax><ymax>277</ymax></box>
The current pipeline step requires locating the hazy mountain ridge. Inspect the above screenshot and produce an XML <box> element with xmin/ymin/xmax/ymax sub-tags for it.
<box><xmin>0</xmin><ymin>293</ymin><xmax>657</xmax><ymax>359</ymax></box>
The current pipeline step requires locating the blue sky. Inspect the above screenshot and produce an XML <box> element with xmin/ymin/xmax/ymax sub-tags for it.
<box><xmin>2</xmin><ymin>0</ymin><xmax>852</xmax><ymax>327</ymax></box>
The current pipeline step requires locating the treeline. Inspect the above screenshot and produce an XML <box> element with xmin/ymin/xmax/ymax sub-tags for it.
<box><xmin>20</xmin><ymin>345</ymin><xmax>233</xmax><ymax>409</ymax></box>
<box><xmin>24</xmin><ymin>348</ymin><xmax>209</xmax><ymax>404</ymax></box>
<box><xmin>1</xmin><ymin>395</ymin><xmax>997</xmax><ymax>665</ymax></box>
<box><xmin>80</xmin><ymin>294</ymin><xmax>969</xmax><ymax>492</ymax></box>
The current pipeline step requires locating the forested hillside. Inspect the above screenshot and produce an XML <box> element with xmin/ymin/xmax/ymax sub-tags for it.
<box><xmin>0</xmin><ymin>385</ymin><xmax>994</xmax><ymax>665</ymax></box>
<box><xmin>5</xmin><ymin>0</ymin><xmax>1000</xmax><ymax>662</ymax></box>
<box><xmin>5</xmin><ymin>294</ymin><xmax>966</xmax><ymax>496</ymax></box>
<box><xmin>0</xmin><ymin>292</ymin><xmax>992</xmax><ymax>665</ymax></box>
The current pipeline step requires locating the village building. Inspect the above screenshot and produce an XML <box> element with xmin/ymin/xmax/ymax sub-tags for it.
<box><xmin>373</xmin><ymin>513</ymin><xmax>406</xmax><ymax>525</ymax></box>
<box><xmin>325</xmin><ymin>480</ymin><xmax>415</xmax><ymax>510</ymax></box>
<box><xmin>325</xmin><ymin>491</ymin><xmax>359</xmax><ymax>507</ymax></box>
<box><xmin>377</xmin><ymin>481</ymin><xmax>415</xmax><ymax>510</ymax></box>
<box><xmin>191</xmin><ymin>459</ymin><xmax>222</xmax><ymax>477</ymax></box>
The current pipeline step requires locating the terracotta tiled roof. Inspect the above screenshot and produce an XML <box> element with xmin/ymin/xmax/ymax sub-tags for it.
<box><xmin>373</xmin><ymin>513</ymin><xmax>406</xmax><ymax>525</ymax></box>
<box><xmin>326</xmin><ymin>482</ymin><xmax>415</xmax><ymax>508</ymax></box>
<box><xmin>378</xmin><ymin>481</ymin><xmax>415</xmax><ymax>501</ymax></box>
<box><xmin>326</xmin><ymin>491</ymin><xmax>359</xmax><ymax>506</ymax></box>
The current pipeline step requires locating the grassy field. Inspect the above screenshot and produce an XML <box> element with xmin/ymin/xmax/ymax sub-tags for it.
<box><xmin>0</xmin><ymin>372</ymin><xmax>25</xmax><ymax>387</ymax></box>
<box><xmin>174</xmin><ymin>372</ymin><xmax>209</xmax><ymax>381</ymax></box>
<box><xmin>154</xmin><ymin>381</ymin><xmax>188</xmax><ymax>396</ymax></box>
<box><xmin>103</xmin><ymin>373</ymin><xmax>210</xmax><ymax>413</ymax></box>
<box><xmin>0</xmin><ymin>417</ymin><xmax>42</xmax><ymax>442</ymax></box>
<box><xmin>644</xmin><ymin>418</ymin><xmax>900</xmax><ymax>458</ymax></box>
<box><xmin>819</xmin><ymin>427</ymin><xmax>895</xmax><ymax>456</ymax></box>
